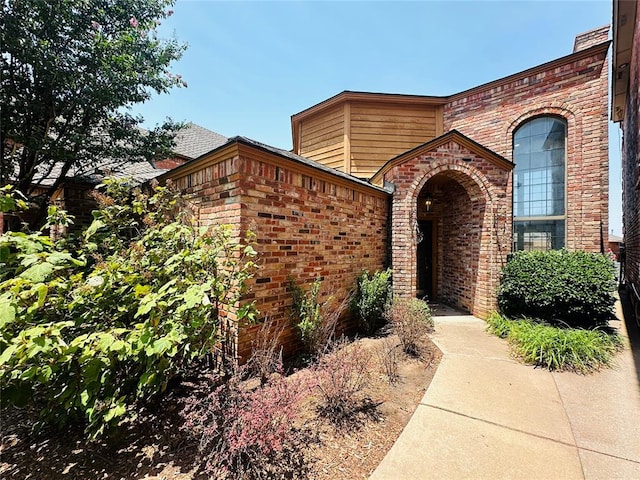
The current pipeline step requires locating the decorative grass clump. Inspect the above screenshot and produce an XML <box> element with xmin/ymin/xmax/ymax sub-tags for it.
<box><xmin>486</xmin><ymin>312</ymin><xmax>623</xmax><ymax>373</ymax></box>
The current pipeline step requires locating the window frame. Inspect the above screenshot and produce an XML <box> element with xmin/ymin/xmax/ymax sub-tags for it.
<box><xmin>512</xmin><ymin>115</ymin><xmax>568</xmax><ymax>251</ymax></box>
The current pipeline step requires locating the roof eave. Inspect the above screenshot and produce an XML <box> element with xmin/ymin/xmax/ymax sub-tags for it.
<box><xmin>448</xmin><ymin>40</ymin><xmax>610</xmax><ymax>103</ymax></box>
<box><xmin>611</xmin><ymin>0</ymin><xmax>636</xmax><ymax>122</ymax></box>
<box><xmin>369</xmin><ymin>130</ymin><xmax>513</xmax><ymax>185</ymax></box>
<box><xmin>159</xmin><ymin>137</ymin><xmax>389</xmax><ymax>197</ymax></box>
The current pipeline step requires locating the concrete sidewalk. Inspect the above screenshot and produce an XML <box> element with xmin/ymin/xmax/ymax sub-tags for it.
<box><xmin>370</xmin><ymin>304</ymin><xmax>640</xmax><ymax>479</ymax></box>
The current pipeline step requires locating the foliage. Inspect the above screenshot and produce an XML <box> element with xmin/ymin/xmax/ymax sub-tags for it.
<box><xmin>0</xmin><ymin>182</ymin><xmax>257</xmax><ymax>437</ymax></box>
<box><xmin>350</xmin><ymin>269</ymin><xmax>392</xmax><ymax>335</ymax></box>
<box><xmin>385</xmin><ymin>297</ymin><xmax>434</xmax><ymax>356</ymax></box>
<box><xmin>486</xmin><ymin>312</ymin><xmax>622</xmax><ymax>373</ymax></box>
<box><xmin>314</xmin><ymin>339</ymin><xmax>373</xmax><ymax>423</ymax></box>
<box><xmin>0</xmin><ymin>185</ymin><xmax>28</xmax><ymax>214</ymax></box>
<box><xmin>1</xmin><ymin>0</ymin><xmax>186</xmax><ymax>217</ymax></box>
<box><xmin>289</xmin><ymin>277</ymin><xmax>338</xmax><ymax>355</ymax></box>
<box><xmin>497</xmin><ymin>250</ymin><xmax>616</xmax><ymax>328</ymax></box>
<box><xmin>181</xmin><ymin>372</ymin><xmax>312</xmax><ymax>479</ymax></box>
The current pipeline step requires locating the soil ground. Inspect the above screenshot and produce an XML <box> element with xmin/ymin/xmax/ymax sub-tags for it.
<box><xmin>0</xmin><ymin>335</ymin><xmax>441</xmax><ymax>479</ymax></box>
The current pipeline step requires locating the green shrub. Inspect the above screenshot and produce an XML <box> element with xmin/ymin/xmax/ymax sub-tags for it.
<box><xmin>289</xmin><ymin>277</ymin><xmax>333</xmax><ymax>355</ymax></box>
<box><xmin>350</xmin><ymin>269</ymin><xmax>392</xmax><ymax>334</ymax></box>
<box><xmin>486</xmin><ymin>312</ymin><xmax>622</xmax><ymax>373</ymax></box>
<box><xmin>498</xmin><ymin>250</ymin><xmax>616</xmax><ymax>328</ymax></box>
<box><xmin>385</xmin><ymin>297</ymin><xmax>433</xmax><ymax>356</ymax></box>
<box><xmin>0</xmin><ymin>181</ymin><xmax>257</xmax><ymax>437</ymax></box>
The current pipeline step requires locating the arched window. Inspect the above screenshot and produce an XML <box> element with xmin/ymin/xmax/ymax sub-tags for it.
<box><xmin>513</xmin><ymin>116</ymin><xmax>566</xmax><ymax>251</ymax></box>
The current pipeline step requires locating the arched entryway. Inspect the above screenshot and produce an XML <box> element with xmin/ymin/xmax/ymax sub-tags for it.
<box><xmin>415</xmin><ymin>171</ymin><xmax>486</xmax><ymax>313</ymax></box>
<box><xmin>374</xmin><ymin>131</ymin><xmax>513</xmax><ymax>319</ymax></box>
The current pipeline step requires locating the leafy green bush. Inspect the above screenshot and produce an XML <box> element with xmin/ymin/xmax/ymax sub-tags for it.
<box><xmin>486</xmin><ymin>312</ymin><xmax>622</xmax><ymax>373</ymax></box>
<box><xmin>0</xmin><ymin>181</ymin><xmax>257</xmax><ymax>437</ymax></box>
<box><xmin>290</xmin><ymin>277</ymin><xmax>324</xmax><ymax>353</ymax></box>
<box><xmin>385</xmin><ymin>297</ymin><xmax>433</xmax><ymax>356</ymax></box>
<box><xmin>498</xmin><ymin>250</ymin><xmax>616</xmax><ymax>328</ymax></box>
<box><xmin>350</xmin><ymin>269</ymin><xmax>392</xmax><ymax>334</ymax></box>
<box><xmin>290</xmin><ymin>277</ymin><xmax>351</xmax><ymax>357</ymax></box>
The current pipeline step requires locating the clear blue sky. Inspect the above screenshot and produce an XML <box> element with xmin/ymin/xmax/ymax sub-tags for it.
<box><xmin>133</xmin><ymin>0</ymin><xmax>622</xmax><ymax>237</ymax></box>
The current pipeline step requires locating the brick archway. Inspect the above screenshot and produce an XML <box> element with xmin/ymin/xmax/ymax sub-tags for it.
<box><xmin>383</xmin><ymin>139</ymin><xmax>512</xmax><ymax>318</ymax></box>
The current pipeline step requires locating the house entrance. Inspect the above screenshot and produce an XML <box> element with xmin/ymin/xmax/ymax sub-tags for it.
<box><xmin>416</xmin><ymin>219</ymin><xmax>435</xmax><ymax>300</ymax></box>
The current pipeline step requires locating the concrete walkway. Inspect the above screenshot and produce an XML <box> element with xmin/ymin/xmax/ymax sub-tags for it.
<box><xmin>370</xmin><ymin>303</ymin><xmax>640</xmax><ymax>479</ymax></box>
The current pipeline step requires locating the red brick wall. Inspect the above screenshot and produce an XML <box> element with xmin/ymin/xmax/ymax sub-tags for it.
<box><xmin>166</xmin><ymin>145</ymin><xmax>389</xmax><ymax>362</ymax></box>
<box><xmin>236</xmin><ymin>153</ymin><xmax>388</xmax><ymax>360</ymax></box>
<box><xmin>574</xmin><ymin>25</ymin><xmax>610</xmax><ymax>52</ymax></box>
<box><xmin>444</xmin><ymin>39</ymin><xmax>609</xmax><ymax>252</ymax></box>
<box><xmin>155</xmin><ymin>156</ymin><xmax>189</xmax><ymax>170</ymax></box>
<box><xmin>621</xmin><ymin>3</ymin><xmax>640</xmax><ymax>289</ymax></box>
<box><xmin>384</xmin><ymin>140</ymin><xmax>511</xmax><ymax>318</ymax></box>
<box><xmin>435</xmin><ymin>179</ymin><xmax>483</xmax><ymax>312</ymax></box>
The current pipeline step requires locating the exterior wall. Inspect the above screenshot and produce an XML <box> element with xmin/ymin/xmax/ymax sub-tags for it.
<box><xmin>164</xmin><ymin>144</ymin><xmax>389</xmax><ymax>362</ymax></box>
<box><xmin>444</xmin><ymin>33</ymin><xmax>609</xmax><ymax>252</ymax></box>
<box><xmin>435</xmin><ymin>179</ymin><xmax>483</xmax><ymax>312</ymax></box>
<box><xmin>235</xmin><ymin>151</ymin><xmax>388</xmax><ymax>360</ymax></box>
<box><xmin>349</xmin><ymin>102</ymin><xmax>441</xmax><ymax>178</ymax></box>
<box><xmin>385</xmin><ymin>140</ymin><xmax>511</xmax><ymax>318</ymax></box>
<box><xmin>298</xmin><ymin>104</ymin><xmax>345</xmax><ymax>171</ymax></box>
<box><xmin>621</xmin><ymin>3</ymin><xmax>640</xmax><ymax>289</ymax></box>
<box><xmin>56</xmin><ymin>184</ymin><xmax>98</xmax><ymax>229</ymax></box>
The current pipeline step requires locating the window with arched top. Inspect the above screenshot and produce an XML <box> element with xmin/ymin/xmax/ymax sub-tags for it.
<box><xmin>512</xmin><ymin>116</ymin><xmax>566</xmax><ymax>251</ymax></box>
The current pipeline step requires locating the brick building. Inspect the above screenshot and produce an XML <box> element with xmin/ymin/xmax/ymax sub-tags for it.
<box><xmin>612</xmin><ymin>0</ymin><xmax>640</xmax><ymax>297</ymax></box>
<box><xmin>161</xmin><ymin>27</ymin><xmax>611</xmax><ymax>360</ymax></box>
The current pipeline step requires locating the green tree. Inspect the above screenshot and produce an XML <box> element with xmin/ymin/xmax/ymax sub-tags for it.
<box><xmin>0</xmin><ymin>0</ymin><xmax>186</xmax><ymax>221</ymax></box>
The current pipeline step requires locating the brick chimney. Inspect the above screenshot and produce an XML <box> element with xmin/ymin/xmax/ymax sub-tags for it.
<box><xmin>573</xmin><ymin>25</ymin><xmax>610</xmax><ymax>52</ymax></box>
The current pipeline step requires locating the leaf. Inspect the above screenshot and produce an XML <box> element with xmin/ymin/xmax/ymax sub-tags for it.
<box><xmin>146</xmin><ymin>337</ymin><xmax>172</xmax><ymax>356</ymax></box>
<box><xmin>83</xmin><ymin>358</ymin><xmax>105</xmax><ymax>384</ymax></box>
<box><xmin>97</xmin><ymin>333</ymin><xmax>115</xmax><ymax>352</ymax></box>
<box><xmin>135</xmin><ymin>294</ymin><xmax>157</xmax><ymax>318</ymax></box>
<box><xmin>80</xmin><ymin>390</ymin><xmax>90</xmax><ymax>407</ymax></box>
<box><xmin>84</xmin><ymin>219</ymin><xmax>106</xmax><ymax>241</ymax></box>
<box><xmin>182</xmin><ymin>284</ymin><xmax>205</xmax><ymax>309</ymax></box>
<box><xmin>134</xmin><ymin>284</ymin><xmax>151</xmax><ymax>298</ymax></box>
<box><xmin>0</xmin><ymin>300</ymin><xmax>16</xmax><ymax>328</ymax></box>
<box><xmin>20</xmin><ymin>262</ymin><xmax>54</xmax><ymax>283</ymax></box>
<box><xmin>0</xmin><ymin>245</ymin><xmax>10</xmax><ymax>263</ymax></box>
<box><xmin>46</xmin><ymin>251</ymin><xmax>73</xmax><ymax>266</ymax></box>
<box><xmin>103</xmin><ymin>401</ymin><xmax>126</xmax><ymax>422</ymax></box>
<box><xmin>110</xmin><ymin>340</ymin><xmax>125</xmax><ymax>353</ymax></box>
<box><xmin>35</xmin><ymin>283</ymin><xmax>48</xmax><ymax>308</ymax></box>
<box><xmin>0</xmin><ymin>344</ymin><xmax>18</xmax><ymax>365</ymax></box>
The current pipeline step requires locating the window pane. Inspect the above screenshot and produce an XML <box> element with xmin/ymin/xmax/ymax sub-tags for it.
<box><xmin>513</xmin><ymin>117</ymin><xmax>566</xmax><ymax>221</ymax></box>
<box><xmin>513</xmin><ymin>220</ymin><xmax>565</xmax><ymax>251</ymax></box>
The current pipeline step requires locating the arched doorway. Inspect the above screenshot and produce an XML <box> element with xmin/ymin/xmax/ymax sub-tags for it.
<box><xmin>376</xmin><ymin>131</ymin><xmax>513</xmax><ymax>318</ymax></box>
<box><xmin>415</xmin><ymin>171</ymin><xmax>486</xmax><ymax>313</ymax></box>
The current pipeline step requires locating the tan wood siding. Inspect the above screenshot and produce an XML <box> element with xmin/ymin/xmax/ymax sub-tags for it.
<box><xmin>349</xmin><ymin>102</ymin><xmax>438</xmax><ymax>178</ymax></box>
<box><xmin>295</xmin><ymin>96</ymin><xmax>444</xmax><ymax>179</ymax></box>
<box><xmin>299</xmin><ymin>104</ymin><xmax>345</xmax><ymax>170</ymax></box>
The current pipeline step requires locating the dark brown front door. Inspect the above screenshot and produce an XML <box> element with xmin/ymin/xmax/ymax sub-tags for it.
<box><xmin>417</xmin><ymin>220</ymin><xmax>434</xmax><ymax>300</ymax></box>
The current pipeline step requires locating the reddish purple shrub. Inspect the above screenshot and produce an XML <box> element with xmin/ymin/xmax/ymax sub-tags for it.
<box><xmin>181</xmin><ymin>372</ymin><xmax>313</xmax><ymax>479</ymax></box>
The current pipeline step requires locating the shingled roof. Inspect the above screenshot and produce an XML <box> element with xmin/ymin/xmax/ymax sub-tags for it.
<box><xmin>173</xmin><ymin>122</ymin><xmax>228</xmax><ymax>159</ymax></box>
<box><xmin>24</xmin><ymin>123</ymin><xmax>227</xmax><ymax>187</ymax></box>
